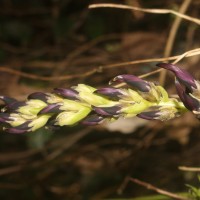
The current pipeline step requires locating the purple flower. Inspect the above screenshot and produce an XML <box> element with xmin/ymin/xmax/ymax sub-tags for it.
<box><xmin>0</xmin><ymin>113</ymin><xmax>12</xmax><ymax>123</ymax></box>
<box><xmin>157</xmin><ymin>63</ymin><xmax>196</xmax><ymax>90</ymax></box>
<box><xmin>0</xmin><ymin>96</ymin><xmax>17</xmax><ymax>105</ymax></box>
<box><xmin>39</xmin><ymin>103</ymin><xmax>61</xmax><ymax>114</ymax></box>
<box><xmin>81</xmin><ymin>114</ymin><xmax>104</xmax><ymax>125</ymax></box>
<box><xmin>110</xmin><ymin>74</ymin><xmax>150</xmax><ymax>92</ymax></box>
<box><xmin>93</xmin><ymin>106</ymin><xmax>121</xmax><ymax>116</ymax></box>
<box><xmin>94</xmin><ymin>87</ymin><xmax>123</xmax><ymax>99</ymax></box>
<box><xmin>54</xmin><ymin>88</ymin><xmax>79</xmax><ymax>100</ymax></box>
<box><xmin>137</xmin><ymin>110</ymin><xmax>160</xmax><ymax>120</ymax></box>
<box><xmin>5</xmin><ymin>122</ymin><xmax>31</xmax><ymax>134</ymax></box>
<box><xmin>28</xmin><ymin>92</ymin><xmax>49</xmax><ymax>103</ymax></box>
<box><xmin>157</xmin><ymin>63</ymin><xmax>200</xmax><ymax>113</ymax></box>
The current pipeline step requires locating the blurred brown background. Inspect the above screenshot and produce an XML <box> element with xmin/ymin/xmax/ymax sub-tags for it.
<box><xmin>0</xmin><ymin>0</ymin><xmax>200</xmax><ymax>199</ymax></box>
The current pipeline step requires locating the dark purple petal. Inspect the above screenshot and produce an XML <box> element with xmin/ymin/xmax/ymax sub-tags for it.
<box><xmin>110</xmin><ymin>75</ymin><xmax>150</xmax><ymax>92</ymax></box>
<box><xmin>6</xmin><ymin>101</ymin><xmax>26</xmax><ymax>111</ymax></box>
<box><xmin>94</xmin><ymin>87</ymin><xmax>123</xmax><ymax>99</ymax></box>
<box><xmin>81</xmin><ymin>114</ymin><xmax>104</xmax><ymax>125</ymax></box>
<box><xmin>137</xmin><ymin>111</ymin><xmax>160</xmax><ymax>120</ymax></box>
<box><xmin>93</xmin><ymin>106</ymin><xmax>121</xmax><ymax>116</ymax></box>
<box><xmin>5</xmin><ymin>128</ymin><xmax>29</xmax><ymax>134</ymax></box>
<box><xmin>28</xmin><ymin>92</ymin><xmax>48</xmax><ymax>102</ymax></box>
<box><xmin>0</xmin><ymin>113</ymin><xmax>12</xmax><ymax>123</ymax></box>
<box><xmin>54</xmin><ymin>88</ymin><xmax>79</xmax><ymax>100</ymax></box>
<box><xmin>39</xmin><ymin>103</ymin><xmax>61</xmax><ymax>114</ymax></box>
<box><xmin>157</xmin><ymin>63</ymin><xmax>196</xmax><ymax>90</ymax></box>
<box><xmin>5</xmin><ymin>122</ymin><xmax>30</xmax><ymax>134</ymax></box>
<box><xmin>175</xmin><ymin>80</ymin><xmax>200</xmax><ymax>111</ymax></box>
<box><xmin>0</xmin><ymin>96</ymin><xmax>17</xmax><ymax>105</ymax></box>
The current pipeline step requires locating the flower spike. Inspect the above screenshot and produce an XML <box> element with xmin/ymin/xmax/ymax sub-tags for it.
<box><xmin>1</xmin><ymin>63</ymin><xmax>199</xmax><ymax>133</ymax></box>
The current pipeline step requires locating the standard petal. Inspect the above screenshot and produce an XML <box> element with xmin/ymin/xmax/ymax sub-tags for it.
<box><xmin>54</xmin><ymin>88</ymin><xmax>79</xmax><ymax>100</ymax></box>
<box><xmin>28</xmin><ymin>92</ymin><xmax>49</xmax><ymax>102</ymax></box>
<box><xmin>39</xmin><ymin>103</ymin><xmax>61</xmax><ymax>114</ymax></box>
<box><xmin>7</xmin><ymin>101</ymin><xmax>26</xmax><ymax>111</ymax></box>
<box><xmin>81</xmin><ymin>114</ymin><xmax>104</xmax><ymax>125</ymax></box>
<box><xmin>93</xmin><ymin>106</ymin><xmax>121</xmax><ymax>116</ymax></box>
<box><xmin>157</xmin><ymin>63</ymin><xmax>196</xmax><ymax>90</ymax></box>
<box><xmin>5</xmin><ymin>127</ymin><xmax>29</xmax><ymax>134</ymax></box>
<box><xmin>5</xmin><ymin>122</ymin><xmax>30</xmax><ymax>134</ymax></box>
<box><xmin>110</xmin><ymin>74</ymin><xmax>150</xmax><ymax>92</ymax></box>
<box><xmin>0</xmin><ymin>113</ymin><xmax>12</xmax><ymax>123</ymax></box>
<box><xmin>0</xmin><ymin>96</ymin><xmax>17</xmax><ymax>105</ymax></box>
<box><xmin>94</xmin><ymin>87</ymin><xmax>123</xmax><ymax>99</ymax></box>
<box><xmin>137</xmin><ymin>111</ymin><xmax>159</xmax><ymax>120</ymax></box>
<box><xmin>175</xmin><ymin>80</ymin><xmax>200</xmax><ymax>111</ymax></box>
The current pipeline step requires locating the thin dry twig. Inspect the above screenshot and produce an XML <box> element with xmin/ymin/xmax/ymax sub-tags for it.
<box><xmin>179</xmin><ymin>166</ymin><xmax>200</xmax><ymax>172</ymax></box>
<box><xmin>0</xmin><ymin>66</ymin><xmax>97</xmax><ymax>81</ymax></box>
<box><xmin>159</xmin><ymin>0</ymin><xmax>192</xmax><ymax>85</ymax></box>
<box><xmin>0</xmin><ymin>48</ymin><xmax>200</xmax><ymax>81</ymax></box>
<box><xmin>119</xmin><ymin>177</ymin><xmax>190</xmax><ymax>200</ymax></box>
<box><xmin>89</xmin><ymin>3</ymin><xmax>200</xmax><ymax>25</ymax></box>
<box><xmin>140</xmin><ymin>48</ymin><xmax>200</xmax><ymax>79</ymax></box>
<box><xmin>129</xmin><ymin>178</ymin><xmax>190</xmax><ymax>200</ymax></box>
<box><xmin>0</xmin><ymin>165</ymin><xmax>22</xmax><ymax>176</ymax></box>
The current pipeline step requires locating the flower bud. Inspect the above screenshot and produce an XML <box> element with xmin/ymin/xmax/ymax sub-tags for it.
<box><xmin>157</xmin><ymin>63</ymin><xmax>200</xmax><ymax>116</ymax></box>
<box><xmin>28</xmin><ymin>92</ymin><xmax>49</xmax><ymax>103</ymax></box>
<box><xmin>54</xmin><ymin>88</ymin><xmax>79</xmax><ymax>100</ymax></box>
<box><xmin>110</xmin><ymin>74</ymin><xmax>150</xmax><ymax>92</ymax></box>
<box><xmin>39</xmin><ymin>103</ymin><xmax>61</xmax><ymax>114</ymax></box>
<box><xmin>93</xmin><ymin>105</ymin><xmax>121</xmax><ymax>116</ymax></box>
<box><xmin>0</xmin><ymin>96</ymin><xmax>17</xmax><ymax>105</ymax></box>
<box><xmin>5</xmin><ymin>122</ymin><xmax>31</xmax><ymax>134</ymax></box>
<box><xmin>81</xmin><ymin>114</ymin><xmax>104</xmax><ymax>125</ymax></box>
<box><xmin>138</xmin><ymin>106</ymin><xmax>180</xmax><ymax>121</ymax></box>
<box><xmin>94</xmin><ymin>87</ymin><xmax>124</xmax><ymax>100</ymax></box>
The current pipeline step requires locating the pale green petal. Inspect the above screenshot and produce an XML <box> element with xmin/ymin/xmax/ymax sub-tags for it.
<box><xmin>76</xmin><ymin>84</ymin><xmax>117</xmax><ymax>106</ymax></box>
<box><xmin>18</xmin><ymin>100</ymin><xmax>47</xmax><ymax>115</ymax></box>
<box><xmin>60</xmin><ymin>99</ymin><xmax>89</xmax><ymax>111</ymax></box>
<box><xmin>29</xmin><ymin>114</ymin><xmax>52</xmax><ymax>131</ymax></box>
<box><xmin>47</xmin><ymin>94</ymin><xmax>64</xmax><ymax>104</ymax></box>
<box><xmin>156</xmin><ymin>86</ymin><xmax>169</xmax><ymax>102</ymax></box>
<box><xmin>9</xmin><ymin>114</ymin><xmax>27</xmax><ymax>127</ymax></box>
<box><xmin>74</xmin><ymin>84</ymin><xmax>96</xmax><ymax>93</ymax></box>
<box><xmin>56</xmin><ymin>107</ymin><xmax>91</xmax><ymax>126</ymax></box>
<box><xmin>27</xmin><ymin>99</ymin><xmax>47</xmax><ymax>107</ymax></box>
<box><xmin>122</xmin><ymin>101</ymin><xmax>152</xmax><ymax>116</ymax></box>
<box><xmin>126</xmin><ymin>89</ymin><xmax>145</xmax><ymax>102</ymax></box>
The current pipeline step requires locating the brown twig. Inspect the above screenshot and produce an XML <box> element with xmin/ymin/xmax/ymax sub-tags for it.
<box><xmin>0</xmin><ymin>165</ymin><xmax>23</xmax><ymax>176</ymax></box>
<box><xmin>0</xmin><ymin>47</ymin><xmax>200</xmax><ymax>81</ymax></box>
<box><xmin>159</xmin><ymin>0</ymin><xmax>192</xmax><ymax>86</ymax></box>
<box><xmin>89</xmin><ymin>3</ymin><xmax>200</xmax><ymax>25</ymax></box>
<box><xmin>120</xmin><ymin>177</ymin><xmax>189</xmax><ymax>200</ymax></box>
<box><xmin>179</xmin><ymin>166</ymin><xmax>200</xmax><ymax>172</ymax></box>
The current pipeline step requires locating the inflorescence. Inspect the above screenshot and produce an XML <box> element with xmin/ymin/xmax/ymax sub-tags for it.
<box><xmin>0</xmin><ymin>63</ymin><xmax>199</xmax><ymax>134</ymax></box>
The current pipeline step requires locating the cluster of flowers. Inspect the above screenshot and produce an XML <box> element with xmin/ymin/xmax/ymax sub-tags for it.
<box><xmin>0</xmin><ymin>63</ymin><xmax>199</xmax><ymax>133</ymax></box>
